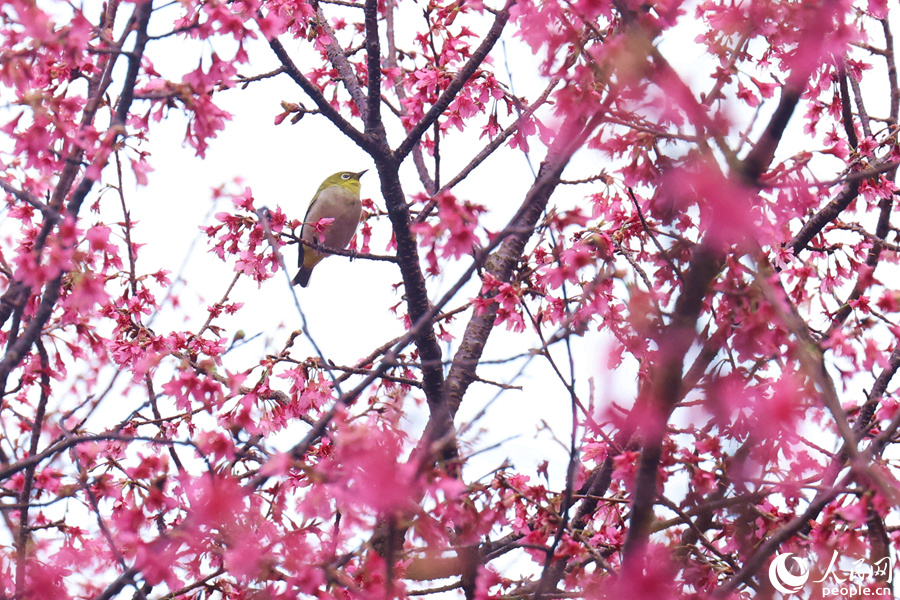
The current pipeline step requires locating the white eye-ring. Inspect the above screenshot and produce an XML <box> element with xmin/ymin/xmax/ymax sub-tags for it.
<box><xmin>341</xmin><ymin>173</ymin><xmax>351</xmax><ymax>180</ymax></box>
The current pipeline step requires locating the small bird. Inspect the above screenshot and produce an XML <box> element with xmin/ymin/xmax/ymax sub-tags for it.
<box><xmin>293</xmin><ymin>170</ymin><xmax>366</xmax><ymax>287</ymax></box>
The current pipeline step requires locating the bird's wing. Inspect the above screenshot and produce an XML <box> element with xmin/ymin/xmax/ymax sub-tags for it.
<box><xmin>298</xmin><ymin>191</ymin><xmax>319</xmax><ymax>267</ymax></box>
<box><xmin>299</xmin><ymin>188</ymin><xmax>324</xmax><ymax>253</ymax></box>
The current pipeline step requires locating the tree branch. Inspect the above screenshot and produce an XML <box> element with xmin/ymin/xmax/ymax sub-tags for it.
<box><xmin>315</xmin><ymin>5</ymin><xmax>369</xmax><ymax>119</ymax></box>
<box><xmin>444</xmin><ymin>108</ymin><xmax>608</xmax><ymax>418</ymax></box>
<box><xmin>394</xmin><ymin>1</ymin><xmax>512</xmax><ymax>161</ymax></box>
<box><xmin>788</xmin><ymin>180</ymin><xmax>860</xmax><ymax>254</ymax></box>
<box><xmin>0</xmin><ymin>0</ymin><xmax>154</xmax><ymax>394</ymax></box>
<box><xmin>375</xmin><ymin>163</ymin><xmax>451</xmax><ymax>454</ymax></box>
<box><xmin>623</xmin><ymin>57</ymin><xmax>807</xmax><ymax>573</ymax></box>
<box><xmin>268</xmin><ymin>37</ymin><xmax>375</xmax><ymax>152</ymax></box>
<box><xmin>364</xmin><ymin>0</ymin><xmax>382</xmax><ymax>134</ymax></box>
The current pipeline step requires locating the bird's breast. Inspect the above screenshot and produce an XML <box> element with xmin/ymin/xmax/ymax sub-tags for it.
<box><xmin>302</xmin><ymin>186</ymin><xmax>362</xmax><ymax>250</ymax></box>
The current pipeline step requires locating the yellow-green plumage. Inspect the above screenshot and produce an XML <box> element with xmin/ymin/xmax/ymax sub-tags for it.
<box><xmin>293</xmin><ymin>170</ymin><xmax>366</xmax><ymax>287</ymax></box>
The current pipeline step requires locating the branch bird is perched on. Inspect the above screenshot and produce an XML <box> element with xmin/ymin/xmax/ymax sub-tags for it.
<box><xmin>293</xmin><ymin>170</ymin><xmax>366</xmax><ymax>287</ymax></box>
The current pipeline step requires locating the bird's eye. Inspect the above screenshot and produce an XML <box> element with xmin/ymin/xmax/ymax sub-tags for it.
<box><xmin>341</xmin><ymin>173</ymin><xmax>351</xmax><ymax>180</ymax></box>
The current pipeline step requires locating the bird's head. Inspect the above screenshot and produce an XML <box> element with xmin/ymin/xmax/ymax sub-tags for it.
<box><xmin>320</xmin><ymin>170</ymin><xmax>367</xmax><ymax>195</ymax></box>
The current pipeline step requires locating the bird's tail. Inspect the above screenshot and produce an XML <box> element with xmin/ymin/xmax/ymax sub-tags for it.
<box><xmin>294</xmin><ymin>245</ymin><xmax>326</xmax><ymax>287</ymax></box>
<box><xmin>292</xmin><ymin>266</ymin><xmax>313</xmax><ymax>287</ymax></box>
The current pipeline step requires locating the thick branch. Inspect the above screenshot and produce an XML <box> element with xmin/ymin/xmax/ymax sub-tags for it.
<box><xmin>0</xmin><ymin>180</ymin><xmax>54</xmax><ymax>218</ymax></box>
<box><xmin>883</xmin><ymin>19</ymin><xmax>899</xmax><ymax>123</ymax></box>
<box><xmin>740</xmin><ymin>81</ymin><xmax>803</xmax><ymax>184</ymax></box>
<box><xmin>788</xmin><ymin>180</ymin><xmax>860</xmax><ymax>254</ymax></box>
<box><xmin>375</xmin><ymin>163</ymin><xmax>450</xmax><ymax>452</ymax></box>
<box><xmin>444</xmin><ymin>111</ymin><xmax>606</xmax><ymax>417</ymax></box>
<box><xmin>623</xmin><ymin>64</ymin><xmax>805</xmax><ymax>573</ymax></box>
<box><xmin>364</xmin><ymin>0</ymin><xmax>382</xmax><ymax>133</ymax></box>
<box><xmin>838</xmin><ymin>63</ymin><xmax>859</xmax><ymax>149</ymax></box>
<box><xmin>855</xmin><ymin>343</ymin><xmax>900</xmax><ymax>435</ymax></box>
<box><xmin>620</xmin><ymin>242</ymin><xmax>724</xmax><ymax>566</ymax></box>
<box><xmin>315</xmin><ymin>6</ymin><xmax>369</xmax><ymax>119</ymax></box>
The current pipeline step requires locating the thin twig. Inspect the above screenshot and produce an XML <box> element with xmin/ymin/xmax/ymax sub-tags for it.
<box><xmin>395</xmin><ymin>0</ymin><xmax>513</xmax><ymax>161</ymax></box>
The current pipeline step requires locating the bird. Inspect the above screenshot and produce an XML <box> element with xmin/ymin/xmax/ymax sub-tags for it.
<box><xmin>293</xmin><ymin>170</ymin><xmax>366</xmax><ymax>287</ymax></box>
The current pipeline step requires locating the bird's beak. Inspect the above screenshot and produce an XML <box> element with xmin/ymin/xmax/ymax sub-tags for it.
<box><xmin>356</xmin><ymin>170</ymin><xmax>368</xmax><ymax>178</ymax></box>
